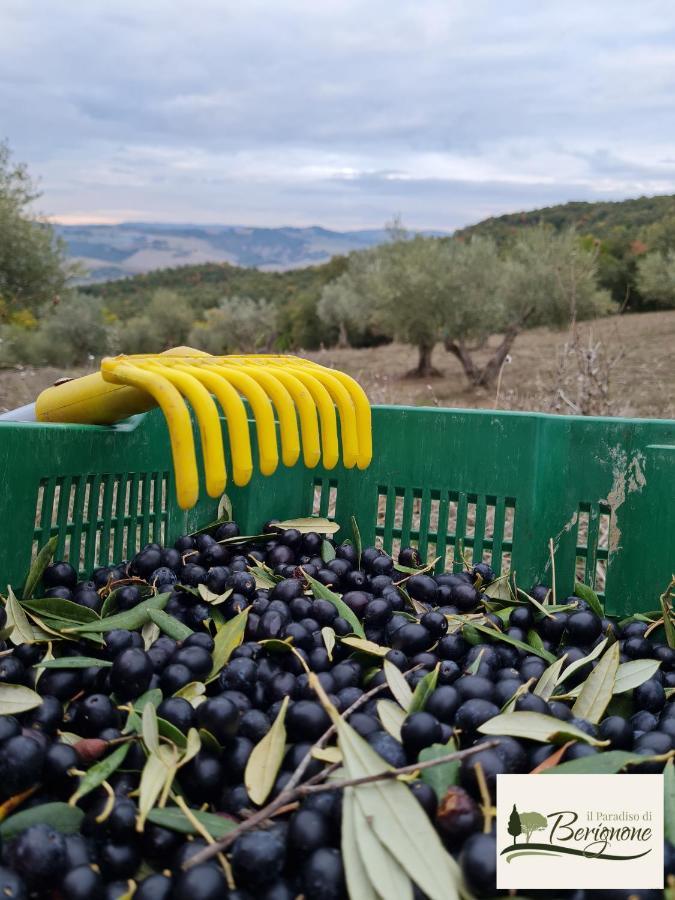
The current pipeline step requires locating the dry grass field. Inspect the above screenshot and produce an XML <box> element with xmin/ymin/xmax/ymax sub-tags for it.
<box><xmin>1</xmin><ymin>309</ymin><xmax>674</xmax><ymax>419</ymax></box>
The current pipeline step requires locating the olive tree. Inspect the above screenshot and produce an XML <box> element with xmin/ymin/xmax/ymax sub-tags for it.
<box><xmin>636</xmin><ymin>250</ymin><xmax>675</xmax><ymax>308</ymax></box>
<box><xmin>444</xmin><ymin>228</ymin><xmax>614</xmax><ymax>387</ymax></box>
<box><xmin>119</xmin><ymin>289</ymin><xmax>195</xmax><ymax>354</ymax></box>
<box><xmin>0</xmin><ymin>292</ymin><xmax>113</xmax><ymax>366</ymax></box>
<box><xmin>189</xmin><ymin>295</ymin><xmax>274</xmax><ymax>354</ymax></box>
<box><xmin>318</xmin><ymin>236</ymin><xmax>451</xmax><ymax>376</ymax></box>
<box><xmin>317</xmin><ymin>270</ymin><xmax>368</xmax><ymax>348</ymax></box>
<box><xmin>0</xmin><ymin>142</ymin><xmax>72</xmax><ymax>318</ymax></box>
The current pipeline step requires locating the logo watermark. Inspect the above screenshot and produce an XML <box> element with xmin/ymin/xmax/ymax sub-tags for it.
<box><xmin>496</xmin><ymin>774</ymin><xmax>664</xmax><ymax>890</ymax></box>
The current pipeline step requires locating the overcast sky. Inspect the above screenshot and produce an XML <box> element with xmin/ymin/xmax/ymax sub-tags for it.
<box><xmin>2</xmin><ymin>0</ymin><xmax>675</xmax><ymax>231</ymax></box>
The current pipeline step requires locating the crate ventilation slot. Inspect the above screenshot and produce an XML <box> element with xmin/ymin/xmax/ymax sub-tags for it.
<box><xmin>33</xmin><ymin>472</ymin><xmax>170</xmax><ymax>572</ymax></box>
<box><xmin>574</xmin><ymin>501</ymin><xmax>611</xmax><ymax>594</ymax></box>
<box><xmin>375</xmin><ymin>486</ymin><xmax>516</xmax><ymax>576</ymax></box>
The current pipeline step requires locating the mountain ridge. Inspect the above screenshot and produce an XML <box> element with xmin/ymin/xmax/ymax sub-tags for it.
<box><xmin>57</xmin><ymin>222</ymin><xmax>447</xmax><ymax>282</ymax></box>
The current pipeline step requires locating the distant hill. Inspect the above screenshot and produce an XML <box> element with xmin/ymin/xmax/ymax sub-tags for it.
<box><xmin>58</xmin><ymin>223</ymin><xmax>444</xmax><ymax>282</ymax></box>
<box><xmin>455</xmin><ymin>194</ymin><xmax>675</xmax><ymax>244</ymax></box>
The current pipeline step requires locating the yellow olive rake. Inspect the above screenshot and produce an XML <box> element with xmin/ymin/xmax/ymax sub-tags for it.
<box><xmin>34</xmin><ymin>348</ymin><xmax>372</xmax><ymax>510</ymax></box>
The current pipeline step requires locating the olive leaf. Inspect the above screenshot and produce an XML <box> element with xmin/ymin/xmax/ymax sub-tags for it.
<box><xmin>377</xmin><ymin>699</ymin><xmax>406</xmax><ymax>741</ymax></box>
<box><xmin>271</xmin><ymin>517</ymin><xmax>340</xmax><ymax>535</ymax></box>
<box><xmin>190</xmin><ymin>494</ymin><xmax>233</xmax><ymax>534</ymax></box>
<box><xmin>147</xmin><ymin>609</ymin><xmax>193</xmax><ymax>641</ymax></box>
<box><xmin>256</xmin><ymin>640</ymin><xmax>308</xmax><ymax>673</ymax></box>
<box><xmin>34</xmin><ymin>655</ymin><xmax>112</xmax><ymax>670</ymax></box>
<box><xmin>22</xmin><ymin>535</ymin><xmax>58</xmax><ymax>602</ymax></box>
<box><xmin>419</xmin><ymin>739</ymin><xmax>460</xmax><ymax>799</ymax></box>
<box><xmin>556</xmin><ymin>638</ymin><xmax>608</xmax><ymax>685</ymax></box>
<box><xmin>572</xmin><ymin>641</ymin><xmax>620</xmax><ymax>723</ymax></box>
<box><xmin>409</xmin><ymin>663</ymin><xmax>440</xmax><ymax>714</ymax></box>
<box><xmin>541</xmin><ymin>750</ymin><xmax>660</xmax><ymax>775</ymax></box>
<box><xmin>178</xmin><ymin>728</ymin><xmax>202</xmax><ymax>768</ymax></box>
<box><xmin>69</xmin><ymin>743</ymin><xmax>130</xmax><ymax>803</ymax></box>
<box><xmin>175</xmin><ymin>681</ymin><xmax>206</xmax><ymax>704</ymax></box>
<box><xmin>157</xmin><ymin>717</ymin><xmax>188</xmax><ymax>750</ymax></box>
<box><xmin>483</xmin><ymin>574</ymin><xmax>513</xmax><ymax>602</ymax></box>
<box><xmin>207</xmin><ymin>607</ymin><xmax>249</xmax><ymax>682</ymax></box>
<box><xmin>138</xmin><ymin>747</ymin><xmax>177</xmax><ymax>830</ymax></box>
<box><xmin>142</xmin><ymin>621</ymin><xmax>161</xmax><ymax>650</ymax></box>
<box><xmin>6</xmin><ymin>586</ymin><xmax>36</xmax><ymax>644</ymax></box>
<box><xmin>478</xmin><ymin>711</ymin><xmax>609</xmax><ymax>746</ymax></box>
<box><xmin>526</xmin><ymin>629</ymin><xmax>548</xmax><ymax>655</ymax></box>
<box><xmin>23</xmin><ymin>597</ymin><xmax>100</xmax><ymax>625</ymax></box>
<box><xmin>665</xmin><ymin>759</ymin><xmax>675</xmax><ymax>844</ymax></box>
<box><xmin>574</xmin><ymin>581</ymin><xmax>604</xmax><ymax>618</ymax></box>
<box><xmin>147</xmin><ymin>805</ymin><xmax>237</xmax><ymax>838</ymax></box>
<box><xmin>312</xmin><ymin>745</ymin><xmax>342</xmax><ymax>764</ymax></box>
<box><xmin>341</xmin><ymin>636</ymin><xmax>389</xmax><ymax>657</ymax></box>
<box><xmin>302</xmin><ymin>571</ymin><xmax>365</xmax><ymax>638</ymax></box>
<box><xmin>342</xmin><ymin>788</ymin><xmax>379</xmax><ymax>900</ymax></box>
<box><xmin>533</xmin><ymin>654</ymin><xmax>568</xmax><ymax>701</ymax></box>
<box><xmin>248</xmin><ymin>566</ymin><xmax>280</xmax><ymax>589</ymax></box>
<box><xmin>244</xmin><ymin>696</ymin><xmax>289</xmax><ymax>806</ymax></box>
<box><xmin>660</xmin><ymin>579</ymin><xmax>675</xmax><ymax>649</ymax></box>
<box><xmin>517</xmin><ymin>587</ymin><xmax>554</xmax><ymax>618</ymax></box>
<box><xmin>0</xmin><ymin>802</ymin><xmax>83</xmax><ymax>840</ymax></box>
<box><xmin>34</xmin><ymin>641</ymin><xmax>53</xmax><ymax>686</ymax></box>
<box><xmin>352</xmin><ymin>790</ymin><xmax>414</xmax><ymax>900</ymax></box>
<box><xmin>198</xmin><ymin>728</ymin><xmax>221</xmax><ymax>753</ymax></box>
<box><xmin>66</xmin><ymin>592</ymin><xmax>171</xmax><ymax>633</ymax></box>
<box><xmin>384</xmin><ymin>659</ymin><xmax>413</xmax><ymax>711</ymax></box>
<box><xmin>465</xmin><ymin>621</ymin><xmax>555</xmax><ymax>663</ymax></box>
<box><xmin>333</xmin><ymin>705</ymin><xmax>459</xmax><ymax>900</ymax></box>
<box><xmin>0</xmin><ymin>682</ymin><xmax>43</xmax><ymax>715</ymax></box>
<box><xmin>122</xmin><ymin>689</ymin><xmax>163</xmax><ymax>735</ymax></box>
<box><xmin>321</xmin><ymin>626</ymin><xmax>336</xmax><ymax>661</ymax></box>
<box><xmin>350</xmin><ymin>515</ymin><xmax>362</xmax><ymax>566</ymax></box>
<box><xmin>321</xmin><ymin>540</ymin><xmax>336</xmax><ymax>563</ymax></box>
<box><xmin>197</xmin><ymin>584</ymin><xmax>233</xmax><ymax>606</ymax></box>
<box><xmin>142</xmin><ymin>702</ymin><xmax>161</xmax><ymax>755</ymax></box>
<box><xmin>465</xmin><ymin>647</ymin><xmax>486</xmax><ymax>676</ymax></box>
<box><xmin>613</xmin><ymin>659</ymin><xmax>662</xmax><ymax>694</ymax></box>
<box><xmin>500</xmin><ymin>678</ymin><xmax>535</xmax><ymax>713</ymax></box>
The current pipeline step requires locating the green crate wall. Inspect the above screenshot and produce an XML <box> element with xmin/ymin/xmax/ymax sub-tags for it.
<box><xmin>0</xmin><ymin>405</ymin><xmax>673</xmax><ymax>617</ymax></box>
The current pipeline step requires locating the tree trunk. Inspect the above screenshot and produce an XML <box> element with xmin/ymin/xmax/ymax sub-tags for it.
<box><xmin>337</xmin><ymin>321</ymin><xmax>350</xmax><ymax>349</ymax></box>
<box><xmin>407</xmin><ymin>342</ymin><xmax>441</xmax><ymax>378</ymax></box>
<box><xmin>445</xmin><ymin>338</ymin><xmax>481</xmax><ymax>385</ymax></box>
<box><xmin>475</xmin><ymin>324</ymin><xmax>520</xmax><ymax>388</ymax></box>
<box><xmin>446</xmin><ymin>322</ymin><xmax>525</xmax><ymax>389</ymax></box>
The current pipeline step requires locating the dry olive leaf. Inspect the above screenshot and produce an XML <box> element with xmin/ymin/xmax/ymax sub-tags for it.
<box><xmin>244</xmin><ymin>696</ymin><xmax>289</xmax><ymax>807</ymax></box>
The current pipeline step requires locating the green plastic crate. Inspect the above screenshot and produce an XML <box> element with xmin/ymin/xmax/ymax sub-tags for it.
<box><xmin>0</xmin><ymin>405</ymin><xmax>673</xmax><ymax>617</ymax></box>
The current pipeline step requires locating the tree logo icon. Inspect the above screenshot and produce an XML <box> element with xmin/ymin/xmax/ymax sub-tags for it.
<box><xmin>506</xmin><ymin>805</ymin><xmax>548</xmax><ymax>844</ymax></box>
<box><xmin>508</xmin><ymin>804</ymin><xmax>522</xmax><ymax>844</ymax></box>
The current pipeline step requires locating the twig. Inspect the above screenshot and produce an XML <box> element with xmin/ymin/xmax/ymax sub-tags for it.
<box><xmin>185</xmin><ymin>666</ymin><xmax>422</xmax><ymax>868</ymax></box>
<box><xmin>296</xmin><ymin>742</ymin><xmax>499</xmax><ymax>796</ymax></box>
<box><xmin>189</xmin><ymin>741</ymin><xmax>498</xmax><ymax>868</ymax></box>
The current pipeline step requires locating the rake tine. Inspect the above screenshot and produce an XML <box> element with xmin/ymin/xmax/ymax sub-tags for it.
<box><xmin>248</xmin><ymin>366</ymin><xmax>321</xmax><ymax>469</ymax></box>
<box><xmin>172</xmin><ymin>363</ymin><xmax>254</xmax><ymax>487</ymax></box>
<box><xmin>101</xmin><ymin>360</ymin><xmax>199</xmax><ymax>510</ymax></box>
<box><xmin>274</xmin><ymin>367</ymin><xmax>340</xmax><ymax>470</ymax></box>
<box><xmin>227</xmin><ymin>364</ymin><xmax>301</xmax><ymax>468</ymax></box>
<box><xmin>302</xmin><ymin>362</ymin><xmax>372</xmax><ymax>469</ymax></box>
<box><xmin>144</xmin><ymin>362</ymin><xmax>227</xmax><ymax>499</ymax></box>
<box><xmin>201</xmin><ymin>364</ymin><xmax>279</xmax><ymax>476</ymax></box>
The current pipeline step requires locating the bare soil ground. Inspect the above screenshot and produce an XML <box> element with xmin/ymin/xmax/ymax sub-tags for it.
<box><xmin>1</xmin><ymin>310</ymin><xmax>673</xmax><ymax>419</ymax></box>
<box><xmin>305</xmin><ymin>310</ymin><xmax>675</xmax><ymax>420</ymax></box>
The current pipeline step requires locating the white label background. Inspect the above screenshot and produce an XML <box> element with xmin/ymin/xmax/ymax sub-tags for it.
<box><xmin>496</xmin><ymin>774</ymin><xmax>664</xmax><ymax>890</ymax></box>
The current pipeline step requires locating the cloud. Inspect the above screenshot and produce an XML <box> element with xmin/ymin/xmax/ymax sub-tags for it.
<box><xmin>1</xmin><ymin>0</ymin><xmax>675</xmax><ymax>228</ymax></box>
